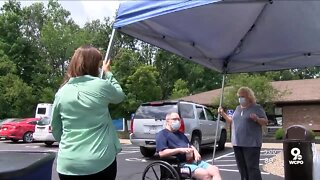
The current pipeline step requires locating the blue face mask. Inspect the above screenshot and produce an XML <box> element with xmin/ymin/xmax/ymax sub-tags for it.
<box><xmin>239</xmin><ymin>97</ymin><xmax>246</xmax><ymax>105</ymax></box>
<box><xmin>171</xmin><ymin>121</ymin><xmax>181</xmax><ymax>131</ymax></box>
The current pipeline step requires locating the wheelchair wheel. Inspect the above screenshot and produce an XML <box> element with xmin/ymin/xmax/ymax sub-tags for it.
<box><xmin>142</xmin><ymin>161</ymin><xmax>181</xmax><ymax>180</ymax></box>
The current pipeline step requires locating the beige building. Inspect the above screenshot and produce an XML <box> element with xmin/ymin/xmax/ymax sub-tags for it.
<box><xmin>178</xmin><ymin>78</ymin><xmax>320</xmax><ymax>131</ymax></box>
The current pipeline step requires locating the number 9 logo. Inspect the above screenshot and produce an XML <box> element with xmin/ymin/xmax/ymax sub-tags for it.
<box><xmin>291</xmin><ymin>148</ymin><xmax>302</xmax><ymax>160</ymax></box>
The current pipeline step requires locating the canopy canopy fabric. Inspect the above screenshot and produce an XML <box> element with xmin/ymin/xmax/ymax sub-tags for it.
<box><xmin>114</xmin><ymin>0</ymin><xmax>320</xmax><ymax>73</ymax></box>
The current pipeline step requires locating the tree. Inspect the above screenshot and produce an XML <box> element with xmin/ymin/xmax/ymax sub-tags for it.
<box><xmin>139</xmin><ymin>42</ymin><xmax>158</xmax><ymax>65</ymax></box>
<box><xmin>0</xmin><ymin>50</ymin><xmax>16</xmax><ymax>76</ymax></box>
<box><xmin>184</xmin><ymin>63</ymin><xmax>222</xmax><ymax>93</ymax></box>
<box><xmin>82</xmin><ymin>18</ymin><xmax>112</xmax><ymax>51</ymax></box>
<box><xmin>214</xmin><ymin>74</ymin><xmax>285</xmax><ymax>114</ymax></box>
<box><xmin>0</xmin><ymin>51</ymin><xmax>35</xmax><ymax>118</ymax></box>
<box><xmin>124</xmin><ymin>65</ymin><xmax>162</xmax><ymax>113</ymax></box>
<box><xmin>112</xmin><ymin>48</ymin><xmax>143</xmax><ymax>86</ymax></box>
<box><xmin>261</xmin><ymin>67</ymin><xmax>320</xmax><ymax>81</ymax></box>
<box><xmin>154</xmin><ymin>50</ymin><xmax>188</xmax><ymax>99</ymax></box>
<box><xmin>0</xmin><ymin>74</ymin><xmax>35</xmax><ymax>118</ymax></box>
<box><xmin>170</xmin><ymin>79</ymin><xmax>190</xmax><ymax>99</ymax></box>
<box><xmin>107</xmin><ymin>48</ymin><xmax>143</xmax><ymax>119</ymax></box>
<box><xmin>0</xmin><ymin>1</ymin><xmax>40</xmax><ymax>117</ymax></box>
<box><xmin>0</xmin><ymin>0</ymin><xmax>41</xmax><ymax>84</ymax></box>
<box><xmin>154</xmin><ymin>49</ymin><xmax>222</xmax><ymax>99</ymax></box>
<box><xmin>40</xmin><ymin>0</ymin><xmax>81</xmax><ymax>78</ymax></box>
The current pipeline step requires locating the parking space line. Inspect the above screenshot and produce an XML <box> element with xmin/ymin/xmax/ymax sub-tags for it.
<box><xmin>119</xmin><ymin>151</ymin><xmax>139</xmax><ymax>155</ymax></box>
<box><xmin>202</xmin><ymin>148</ymin><xmax>279</xmax><ymax>176</ymax></box>
<box><xmin>218</xmin><ymin>168</ymin><xmax>239</xmax><ymax>173</ymax></box>
<box><xmin>214</xmin><ymin>152</ymin><xmax>234</xmax><ymax>160</ymax></box>
<box><xmin>216</xmin><ymin>164</ymin><xmax>238</xmax><ymax>167</ymax></box>
<box><xmin>123</xmin><ymin>147</ymin><xmax>140</xmax><ymax>149</ymax></box>
<box><xmin>218</xmin><ymin>168</ymin><xmax>270</xmax><ymax>175</ymax></box>
<box><xmin>0</xmin><ymin>150</ymin><xmax>55</xmax><ymax>152</ymax></box>
<box><xmin>215</xmin><ymin>159</ymin><xmax>236</xmax><ymax>162</ymax></box>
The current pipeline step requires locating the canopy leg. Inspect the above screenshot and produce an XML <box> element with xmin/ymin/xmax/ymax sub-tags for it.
<box><xmin>212</xmin><ymin>73</ymin><xmax>226</xmax><ymax>164</ymax></box>
<box><xmin>100</xmin><ymin>28</ymin><xmax>117</xmax><ymax>78</ymax></box>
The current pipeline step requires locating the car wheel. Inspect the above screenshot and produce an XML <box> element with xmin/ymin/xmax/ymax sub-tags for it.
<box><xmin>217</xmin><ymin>130</ymin><xmax>227</xmax><ymax>150</ymax></box>
<box><xmin>11</xmin><ymin>138</ymin><xmax>19</xmax><ymax>143</ymax></box>
<box><xmin>44</xmin><ymin>141</ymin><xmax>54</xmax><ymax>146</ymax></box>
<box><xmin>140</xmin><ymin>146</ymin><xmax>156</xmax><ymax>157</ymax></box>
<box><xmin>191</xmin><ymin>135</ymin><xmax>201</xmax><ymax>154</ymax></box>
<box><xmin>23</xmin><ymin>132</ymin><xmax>33</xmax><ymax>143</ymax></box>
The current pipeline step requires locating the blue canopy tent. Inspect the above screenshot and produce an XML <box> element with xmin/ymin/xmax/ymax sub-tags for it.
<box><xmin>113</xmin><ymin>0</ymin><xmax>320</xmax><ymax>73</ymax></box>
<box><xmin>103</xmin><ymin>0</ymin><xmax>320</xmax><ymax>162</ymax></box>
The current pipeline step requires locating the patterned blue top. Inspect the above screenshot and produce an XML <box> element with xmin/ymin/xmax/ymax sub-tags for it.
<box><xmin>231</xmin><ymin>104</ymin><xmax>267</xmax><ymax>147</ymax></box>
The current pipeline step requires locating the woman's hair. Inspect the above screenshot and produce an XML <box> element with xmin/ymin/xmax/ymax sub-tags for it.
<box><xmin>61</xmin><ymin>45</ymin><xmax>102</xmax><ymax>86</ymax></box>
<box><xmin>237</xmin><ymin>87</ymin><xmax>256</xmax><ymax>104</ymax></box>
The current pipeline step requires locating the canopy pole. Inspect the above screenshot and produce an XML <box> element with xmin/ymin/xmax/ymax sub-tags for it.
<box><xmin>212</xmin><ymin>73</ymin><xmax>226</xmax><ymax>164</ymax></box>
<box><xmin>100</xmin><ymin>28</ymin><xmax>117</xmax><ymax>78</ymax></box>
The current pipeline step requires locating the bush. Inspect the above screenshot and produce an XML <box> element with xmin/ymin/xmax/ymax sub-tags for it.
<box><xmin>274</xmin><ymin>128</ymin><xmax>285</xmax><ymax>140</ymax></box>
<box><xmin>310</xmin><ymin>130</ymin><xmax>316</xmax><ymax>140</ymax></box>
<box><xmin>274</xmin><ymin>128</ymin><xmax>316</xmax><ymax>140</ymax></box>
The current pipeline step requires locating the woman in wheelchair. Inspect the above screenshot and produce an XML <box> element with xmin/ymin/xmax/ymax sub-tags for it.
<box><xmin>155</xmin><ymin>112</ymin><xmax>222</xmax><ymax>180</ymax></box>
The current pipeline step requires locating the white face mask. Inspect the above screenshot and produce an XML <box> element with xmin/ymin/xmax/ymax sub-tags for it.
<box><xmin>239</xmin><ymin>97</ymin><xmax>246</xmax><ymax>105</ymax></box>
<box><xmin>171</xmin><ymin>121</ymin><xmax>181</xmax><ymax>131</ymax></box>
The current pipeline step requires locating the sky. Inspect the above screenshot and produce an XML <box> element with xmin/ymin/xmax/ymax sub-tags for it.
<box><xmin>0</xmin><ymin>1</ymin><xmax>121</xmax><ymax>27</ymax></box>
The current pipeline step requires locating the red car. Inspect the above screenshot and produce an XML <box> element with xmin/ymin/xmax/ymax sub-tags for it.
<box><xmin>0</xmin><ymin>118</ymin><xmax>40</xmax><ymax>143</ymax></box>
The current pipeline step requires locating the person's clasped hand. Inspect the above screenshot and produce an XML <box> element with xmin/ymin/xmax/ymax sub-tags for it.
<box><xmin>193</xmin><ymin>150</ymin><xmax>201</xmax><ymax>162</ymax></box>
<box><xmin>218</xmin><ymin>107</ymin><xmax>224</xmax><ymax>114</ymax></box>
<box><xmin>250</xmin><ymin>113</ymin><xmax>258</xmax><ymax>122</ymax></box>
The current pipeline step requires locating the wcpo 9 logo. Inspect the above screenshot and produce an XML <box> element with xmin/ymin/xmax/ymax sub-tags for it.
<box><xmin>289</xmin><ymin>147</ymin><xmax>303</xmax><ymax>165</ymax></box>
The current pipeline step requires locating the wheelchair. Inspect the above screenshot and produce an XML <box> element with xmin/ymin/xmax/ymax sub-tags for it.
<box><xmin>142</xmin><ymin>155</ymin><xmax>195</xmax><ymax>180</ymax></box>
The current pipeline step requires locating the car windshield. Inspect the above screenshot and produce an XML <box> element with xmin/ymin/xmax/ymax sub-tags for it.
<box><xmin>134</xmin><ymin>104</ymin><xmax>178</xmax><ymax>119</ymax></box>
<box><xmin>37</xmin><ymin>117</ymin><xmax>51</xmax><ymax>125</ymax></box>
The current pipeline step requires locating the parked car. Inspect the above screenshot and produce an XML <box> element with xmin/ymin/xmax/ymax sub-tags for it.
<box><xmin>35</xmin><ymin>103</ymin><xmax>53</xmax><ymax>118</ymax></box>
<box><xmin>0</xmin><ymin>118</ymin><xmax>40</xmax><ymax>143</ymax></box>
<box><xmin>130</xmin><ymin>100</ymin><xmax>227</xmax><ymax>157</ymax></box>
<box><xmin>33</xmin><ymin>117</ymin><xmax>56</xmax><ymax>146</ymax></box>
<box><xmin>0</xmin><ymin>118</ymin><xmax>22</xmax><ymax>128</ymax></box>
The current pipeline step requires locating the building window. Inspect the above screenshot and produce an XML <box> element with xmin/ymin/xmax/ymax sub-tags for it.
<box><xmin>274</xmin><ymin>107</ymin><xmax>283</xmax><ymax>126</ymax></box>
<box><xmin>267</xmin><ymin>107</ymin><xmax>283</xmax><ymax>126</ymax></box>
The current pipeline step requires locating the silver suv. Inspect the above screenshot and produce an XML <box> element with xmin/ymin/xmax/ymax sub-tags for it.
<box><xmin>130</xmin><ymin>101</ymin><xmax>227</xmax><ymax>157</ymax></box>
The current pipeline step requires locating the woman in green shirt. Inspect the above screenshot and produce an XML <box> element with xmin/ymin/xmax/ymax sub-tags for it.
<box><xmin>51</xmin><ymin>45</ymin><xmax>125</xmax><ymax>180</ymax></box>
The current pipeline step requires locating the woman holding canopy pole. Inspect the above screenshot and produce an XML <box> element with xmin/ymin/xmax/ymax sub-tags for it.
<box><xmin>51</xmin><ymin>45</ymin><xmax>125</xmax><ymax>180</ymax></box>
<box><xmin>218</xmin><ymin>87</ymin><xmax>268</xmax><ymax>180</ymax></box>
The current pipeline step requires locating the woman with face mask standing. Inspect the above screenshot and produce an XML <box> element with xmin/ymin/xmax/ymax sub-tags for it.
<box><xmin>51</xmin><ymin>45</ymin><xmax>125</xmax><ymax>180</ymax></box>
<box><xmin>218</xmin><ymin>87</ymin><xmax>268</xmax><ymax>180</ymax></box>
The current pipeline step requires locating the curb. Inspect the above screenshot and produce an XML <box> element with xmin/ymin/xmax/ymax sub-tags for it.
<box><xmin>120</xmin><ymin>139</ymin><xmax>131</xmax><ymax>144</ymax></box>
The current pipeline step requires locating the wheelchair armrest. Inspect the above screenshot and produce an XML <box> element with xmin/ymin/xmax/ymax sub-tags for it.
<box><xmin>154</xmin><ymin>153</ymin><xmax>181</xmax><ymax>164</ymax></box>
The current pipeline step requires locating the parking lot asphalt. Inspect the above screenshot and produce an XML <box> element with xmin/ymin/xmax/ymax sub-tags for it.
<box><xmin>1</xmin><ymin>139</ymin><xmax>318</xmax><ymax>180</ymax></box>
<box><xmin>121</xmin><ymin>139</ymin><xmax>320</xmax><ymax>149</ymax></box>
